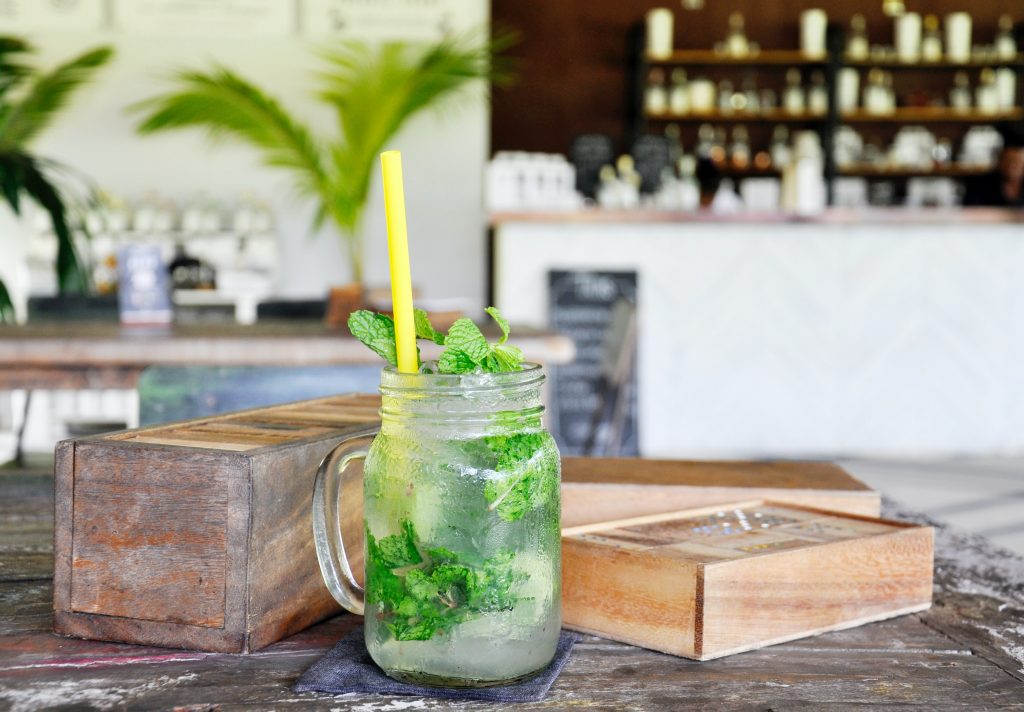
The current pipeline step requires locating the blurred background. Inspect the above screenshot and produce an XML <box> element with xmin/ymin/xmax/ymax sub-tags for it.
<box><xmin>1</xmin><ymin>0</ymin><xmax>1023</xmax><ymax>552</ymax></box>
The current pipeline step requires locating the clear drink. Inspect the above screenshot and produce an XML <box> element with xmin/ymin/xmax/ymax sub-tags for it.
<box><xmin>312</xmin><ymin>364</ymin><xmax>562</xmax><ymax>688</ymax></box>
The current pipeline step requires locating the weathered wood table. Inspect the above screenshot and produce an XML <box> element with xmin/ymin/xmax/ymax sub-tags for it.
<box><xmin>0</xmin><ymin>322</ymin><xmax>575</xmax><ymax>390</ymax></box>
<box><xmin>1</xmin><ymin>466</ymin><xmax>1023</xmax><ymax>710</ymax></box>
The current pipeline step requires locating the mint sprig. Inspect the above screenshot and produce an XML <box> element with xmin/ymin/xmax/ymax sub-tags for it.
<box><xmin>366</xmin><ymin>519</ymin><xmax>527</xmax><ymax>641</ymax></box>
<box><xmin>348</xmin><ymin>307</ymin><xmax>524</xmax><ymax>374</ymax></box>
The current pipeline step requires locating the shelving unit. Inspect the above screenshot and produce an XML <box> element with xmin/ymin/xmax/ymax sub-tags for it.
<box><xmin>645</xmin><ymin>109</ymin><xmax>827</xmax><ymax>122</ymax></box>
<box><xmin>629</xmin><ymin>22</ymin><xmax>1024</xmax><ymax>204</ymax></box>
<box><xmin>842</xmin><ymin>108</ymin><xmax>1023</xmax><ymax>123</ymax></box>
<box><xmin>646</xmin><ymin>50</ymin><xmax>825</xmax><ymax>66</ymax></box>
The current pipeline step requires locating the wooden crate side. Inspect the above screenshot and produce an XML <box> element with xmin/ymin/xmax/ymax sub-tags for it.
<box><xmin>562</xmin><ymin>538</ymin><xmax>700</xmax><ymax>658</ymax></box>
<box><xmin>562</xmin><ymin>483</ymin><xmax>881</xmax><ymax>527</ymax></box>
<box><xmin>245</xmin><ymin>427</ymin><xmax>376</xmax><ymax>651</ymax></box>
<box><xmin>699</xmin><ymin>526</ymin><xmax>934</xmax><ymax>660</ymax></box>
<box><xmin>67</xmin><ymin>441</ymin><xmax>238</xmax><ymax>629</ymax></box>
<box><xmin>52</xmin><ymin>439</ymin><xmax>75</xmax><ymax>613</ymax></box>
<box><xmin>54</xmin><ymin>610</ymin><xmax>245</xmax><ymax>653</ymax></box>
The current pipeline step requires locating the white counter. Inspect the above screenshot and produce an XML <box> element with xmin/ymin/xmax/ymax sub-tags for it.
<box><xmin>494</xmin><ymin>209</ymin><xmax>1024</xmax><ymax>458</ymax></box>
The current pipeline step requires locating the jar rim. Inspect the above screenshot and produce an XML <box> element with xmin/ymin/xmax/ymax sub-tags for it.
<box><xmin>380</xmin><ymin>362</ymin><xmax>545</xmax><ymax>393</ymax></box>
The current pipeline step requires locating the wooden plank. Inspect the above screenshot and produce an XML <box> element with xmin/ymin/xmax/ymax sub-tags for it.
<box><xmin>562</xmin><ymin>458</ymin><xmax>881</xmax><ymax>526</ymax></box>
<box><xmin>66</xmin><ymin>443</ymin><xmax>232</xmax><ymax>628</ymax></box>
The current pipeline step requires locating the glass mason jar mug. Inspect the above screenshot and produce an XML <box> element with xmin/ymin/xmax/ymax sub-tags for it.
<box><xmin>313</xmin><ymin>364</ymin><xmax>562</xmax><ymax>687</ymax></box>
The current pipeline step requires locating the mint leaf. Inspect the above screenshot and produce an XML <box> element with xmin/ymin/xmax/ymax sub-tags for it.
<box><xmin>374</xmin><ymin>519</ymin><xmax>422</xmax><ymax>568</ymax></box>
<box><xmin>414</xmin><ymin>308</ymin><xmax>445</xmax><ymax>345</ymax></box>
<box><xmin>443</xmin><ymin>318</ymin><xmax>490</xmax><ymax>363</ymax></box>
<box><xmin>347</xmin><ymin>310</ymin><xmax>398</xmax><ymax>367</ymax></box>
<box><xmin>437</xmin><ymin>348</ymin><xmax>477</xmax><ymax>374</ymax></box>
<box><xmin>485</xmin><ymin>306</ymin><xmax>510</xmax><ymax>344</ymax></box>
<box><xmin>484</xmin><ymin>433</ymin><xmax>558</xmax><ymax>522</ymax></box>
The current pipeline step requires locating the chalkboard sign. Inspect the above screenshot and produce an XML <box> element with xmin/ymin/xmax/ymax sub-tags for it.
<box><xmin>548</xmin><ymin>270</ymin><xmax>639</xmax><ymax>456</ymax></box>
<box><xmin>631</xmin><ymin>135</ymin><xmax>671</xmax><ymax>194</ymax></box>
<box><xmin>569</xmin><ymin>134</ymin><xmax>614</xmax><ymax>199</ymax></box>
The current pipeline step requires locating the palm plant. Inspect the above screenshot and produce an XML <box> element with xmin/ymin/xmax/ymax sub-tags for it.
<box><xmin>0</xmin><ymin>38</ymin><xmax>114</xmax><ymax>323</ymax></box>
<box><xmin>134</xmin><ymin>34</ymin><xmax>509</xmax><ymax>285</ymax></box>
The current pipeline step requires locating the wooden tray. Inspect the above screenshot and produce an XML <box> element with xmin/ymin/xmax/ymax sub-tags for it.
<box><xmin>562</xmin><ymin>500</ymin><xmax>933</xmax><ymax>660</ymax></box>
<box><xmin>562</xmin><ymin>457</ymin><xmax>880</xmax><ymax>526</ymax></box>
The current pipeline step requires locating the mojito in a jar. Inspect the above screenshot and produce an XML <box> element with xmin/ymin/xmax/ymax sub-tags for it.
<box><xmin>362</xmin><ymin>365</ymin><xmax>561</xmax><ymax>686</ymax></box>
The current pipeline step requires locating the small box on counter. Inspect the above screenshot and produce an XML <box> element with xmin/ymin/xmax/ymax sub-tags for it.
<box><xmin>561</xmin><ymin>457</ymin><xmax>881</xmax><ymax>527</ymax></box>
<box><xmin>562</xmin><ymin>501</ymin><xmax>933</xmax><ymax>660</ymax></box>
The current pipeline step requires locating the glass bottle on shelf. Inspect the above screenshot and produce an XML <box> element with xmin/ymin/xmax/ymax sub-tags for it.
<box><xmin>921</xmin><ymin>15</ymin><xmax>943</xmax><ymax>62</ymax></box>
<box><xmin>976</xmin><ymin>68</ymin><xmax>1000</xmax><ymax>115</ymax></box>
<box><xmin>783</xmin><ymin>68</ymin><xmax>805</xmax><ymax>114</ymax></box>
<box><xmin>718</xmin><ymin>79</ymin><xmax>735</xmax><ymax>114</ymax></box>
<box><xmin>669</xmin><ymin>69</ymin><xmax>689</xmax><ymax>115</ymax></box>
<box><xmin>665</xmin><ymin>122</ymin><xmax>684</xmax><ymax>164</ymax></box>
<box><xmin>996</xmin><ymin>15</ymin><xmax>1017</xmax><ymax>60</ymax></box>
<box><xmin>759</xmin><ymin>88</ymin><xmax>778</xmax><ymax>111</ymax></box>
<box><xmin>711</xmin><ymin>127</ymin><xmax>728</xmax><ymax>166</ymax></box>
<box><xmin>808</xmin><ymin>70</ymin><xmax>829</xmax><ymax>115</ymax></box>
<box><xmin>882</xmin><ymin>71</ymin><xmax>896</xmax><ymax>113</ymax></box>
<box><xmin>696</xmin><ymin>123</ymin><xmax>715</xmax><ymax>158</ymax></box>
<box><xmin>726</xmin><ymin>12</ymin><xmax>749</xmax><ymax>57</ymax></box>
<box><xmin>996</xmin><ymin>67</ymin><xmax>1017</xmax><ymax>110</ymax></box>
<box><xmin>949</xmin><ymin>71</ymin><xmax>972</xmax><ymax>112</ymax></box>
<box><xmin>645</xmin><ymin>68</ymin><xmax>668</xmax><ymax>115</ymax></box>
<box><xmin>742</xmin><ymin>77</ymin><xmax>760</xmax><ymax>114</ymax></box>
<box><xmin>677</xmin><ymin>155</ymin><xmax>701</xmax><ymax>210</ymax></box>
<box><xmin>729</xmin><ymin>125</ymin><xmax>751</xmax><ymax>170</ymax></box>
<box><xmin>770</xmin><ymin>125</ymin><xmax>792</xmax><ymax>168</ymax></box>
<box><xmin>847</xmin><ymin>14</ymin><xmax>870</xmax><ymax>61</ymax></box>
<box><xmin>863</xmin><ymin>68</ymin><xmax>888</xmax><ymax>115</ymax></box>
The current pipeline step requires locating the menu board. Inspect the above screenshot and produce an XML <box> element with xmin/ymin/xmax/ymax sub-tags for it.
<box><xmin>0</xmin><ymin>0</ymin><xmax>104</xmax><ymax>31</ymax></box>
<box><xmin>569</xmin><ymin>134</ymin><xmax>614</xmax><ymax>199</ymax></box>
<box><xmin>548</xmin><ymin>270</ymin><xmax>639</xmax><ymax>456</ymax></box>
<box><xmin>302</xmin><ymin>0</ymin><xmax>475</xmax><ymax>40</ymax></box>
<box><xmin>113</xmin><ymin>0</ymin><xmax>293</xmax><ymax>36</ymax></box>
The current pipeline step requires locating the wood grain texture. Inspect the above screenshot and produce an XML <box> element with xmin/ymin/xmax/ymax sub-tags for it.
<box><xmin>68</xmin><ymin>442</ymin><xmax>233</xmax><ymax>628</ymax></box>
<box><xmin>54</xmin><ymin>396</ymin><xmax>381</xmax><ymax>653</ymax></box>
<box><xmin>6</xmin><ymin>463</ymin><xmax>1022</xmax><ymax>710</ymax></box>
<box><xmin>245</xmin><ymin>430</ymin><xmax>375</xmax><ymax>652</ymax></box>
<box><xmin>563</xmin><ymin>501</ymin><xmax>934</xmax><ymax>661</ymax></box>
<box><xmin>562</xmin><ymin>458</ymin><xmax>880</xmax><ymax>526</ymax></box>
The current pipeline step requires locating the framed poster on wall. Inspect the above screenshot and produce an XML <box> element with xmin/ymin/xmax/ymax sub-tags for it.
<box><xmin>301</xmin><ymin>0</ymin><xmax>480</xmax><ymax>40</ymax></box>
<box><xmin>112</xmin><ymin>0</ymin><xmax>294</xmax><ymax>37</ymax></box>
<box><xmin>0</xmin><ymin>0</ymin><xmax>105</xmax><ymax>32</ymax></box>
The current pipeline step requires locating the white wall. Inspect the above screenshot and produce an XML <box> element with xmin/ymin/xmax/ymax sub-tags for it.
<box><xmin>11</xmin><ymin>12</ymin><xmax>489</xmax><ymax>308</ymax></box>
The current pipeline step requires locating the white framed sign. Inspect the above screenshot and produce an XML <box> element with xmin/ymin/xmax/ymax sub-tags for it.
<box><xmin>113</xmin><ymin>0</ymin><xmax>294</xmax><ymax>37</ymax></box>
<box><xmin>0</xmin><ymin>0</ymin><xmax>105</xmax><ymax>32</ymax></box>
<box><xmin>301</xmin><ymin>0</ymin><xmax>482</xmax><ymax>41</ymax></box>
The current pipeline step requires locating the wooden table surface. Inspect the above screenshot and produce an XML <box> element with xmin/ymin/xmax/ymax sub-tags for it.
<box><xmin>0</xmin><ymin>322</ymin><xmax>576</xmax><ymax>390</ymax></box>
<box><xmin>1</xmin><ymin>468</ymin><xmax>1023</xmax><ymax>710</ymax></box>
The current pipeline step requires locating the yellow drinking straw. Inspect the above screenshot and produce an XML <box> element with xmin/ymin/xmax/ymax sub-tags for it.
<box><xmin>380</xmin><ymin>150</ymin><xmax>418</xmax><ymax>374</ymax></box>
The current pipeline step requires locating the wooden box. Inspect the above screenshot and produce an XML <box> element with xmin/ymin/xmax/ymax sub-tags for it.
<box><xmin>562</xmin><ymin>501</ymin><xmax>933</xmax><ymax>660</ymax></box>
<box><xmin>53</xmin><ymin>394</ymin><xmax>380</xmax><ymax>653</ymax></box>
<box><xmin>562</xmin><ymin>457</ymin><xmax>880</xmax><ymax>527</ymax></box>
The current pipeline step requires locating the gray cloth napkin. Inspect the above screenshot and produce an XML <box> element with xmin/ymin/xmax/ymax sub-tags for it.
<box><xmin>294</xmin><ymin>626</ymin><xmax>580</xmax><ymax>703</ymax></box>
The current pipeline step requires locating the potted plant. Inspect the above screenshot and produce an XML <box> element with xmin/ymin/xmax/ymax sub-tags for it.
<box><xmin>133</xmin><ymin>35</ymin><xmax>508</xmax><ymax>325</ymax></box>
<box><xmin>0</xmin><ymin>38</ymin><xmax>114</xmax><ymax>323</ymax></box>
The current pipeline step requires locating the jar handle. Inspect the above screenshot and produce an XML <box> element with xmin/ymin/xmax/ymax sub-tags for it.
<box><xmin>312</xmin><ymin>429</ymin><xmax>378</xmax><ymax>615</ymax></box>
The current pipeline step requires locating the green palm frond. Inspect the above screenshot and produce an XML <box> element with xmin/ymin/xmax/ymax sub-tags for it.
<box><xmin>0</xmin><ymin>46</ymin><xmax>113</xmax><ymax>150</ymax></box>
<box><xmin>133</xmin><ymin>33</ymin><xmax>510</xmax><ymax>284</ymax></box>
<box><xmin>134</xmin><ymin>67</ymin><xmax>330</xmax><ymax>201</ymax></box>
<box><xmin>0</xmin><ymin>37</ymin><xmax>33</xmax><ymax>101</ymax></box>
<box><xmin>0</xmin><ymin>278</ymin><xmax>13</xmax><ymax>323</ymax></box>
